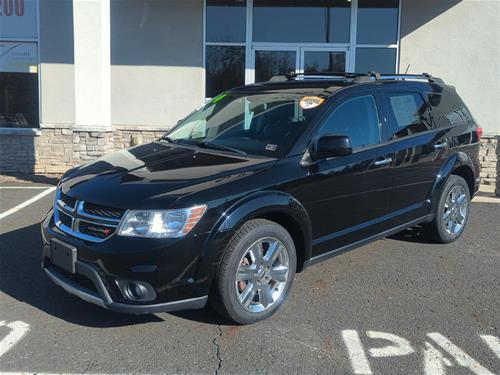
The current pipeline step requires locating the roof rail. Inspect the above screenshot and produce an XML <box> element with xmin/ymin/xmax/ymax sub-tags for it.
<box><xmin>269</xmin><ymin>71</ymin><xmax>443</xmax><ymax>83</ymax></box>
<box><xmin>280</xmin><ymin>72</ymin><xmax>370</xmax><ymax>81</ymax></box>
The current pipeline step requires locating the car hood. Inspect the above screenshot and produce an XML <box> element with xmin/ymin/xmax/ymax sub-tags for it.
<box><xmin>60</xmin><ymin>141</ymin><xmax>276</xmax><ymax>209</ymax></box>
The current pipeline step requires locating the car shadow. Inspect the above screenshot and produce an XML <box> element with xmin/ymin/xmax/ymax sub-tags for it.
<box><xmin>0</xmin><ymin>222</ymin><xmax>234</xmax><ymax>327</ymax></box>
<box><xmin>388</xmin><ymin>225</ymin><xmax>435</xmax><ymax>244</ymax></box>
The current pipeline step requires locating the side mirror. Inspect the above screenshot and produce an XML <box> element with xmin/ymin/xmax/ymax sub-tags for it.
<box><xmin>313</xmin><ymin>134</ymin><xmax>352</xmax><ymax>160</ymax></box>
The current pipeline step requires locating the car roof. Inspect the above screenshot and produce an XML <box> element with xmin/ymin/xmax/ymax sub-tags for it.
<box><xmin>229</xmin><ymin>80</ymin><xmax>347</xmax><ymax>97</ymax></box>
<box><xmin>229</xmin><ymin>73</ymin><xmax>446</xmax><ymax>97</ymax></box>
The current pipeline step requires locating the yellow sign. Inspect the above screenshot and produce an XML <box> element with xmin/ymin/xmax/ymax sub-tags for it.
<box><xmin>299</xmin><ymin>96</ymin><xmax>325</xmax><ymax>110</ymax></box>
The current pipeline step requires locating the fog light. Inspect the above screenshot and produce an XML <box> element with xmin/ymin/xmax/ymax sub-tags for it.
<box><xmin>116</xmin><ymin>280</ymin><xmax>156</xmax><ymax>302</ymax></box>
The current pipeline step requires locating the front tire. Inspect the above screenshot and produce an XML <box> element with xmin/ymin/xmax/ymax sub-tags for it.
<box><xmin>426</xmin><ymin>175</ymin><xmax>471</xmax><ymax>243</ymax></box>
<box><xmin>211</xmin><ymin>219</ymin><xmax>297</xmax><ymax>325</ymax></box>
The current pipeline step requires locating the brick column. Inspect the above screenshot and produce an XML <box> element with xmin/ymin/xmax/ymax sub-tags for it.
<box><xmin>479</xmin><ymin>135</ymin><xmax>500</xmax><ymax>196</ymax></box>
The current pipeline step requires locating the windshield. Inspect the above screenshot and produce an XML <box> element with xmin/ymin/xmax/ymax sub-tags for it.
<box><xmin>165</xmin><ymin>92</ymin><xmax>324</xmax><ymax>157</ymax></box>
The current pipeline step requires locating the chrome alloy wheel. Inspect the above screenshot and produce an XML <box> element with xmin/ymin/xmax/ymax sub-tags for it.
<box><xmin>442</xmin><ymin>185</ymin><xmax>468</xmax><ymax>236</ymax></box>
<box><xmin>235</xmin><ymin>237</ymin><xmax>290</xmax><ymax>313</ymax></box>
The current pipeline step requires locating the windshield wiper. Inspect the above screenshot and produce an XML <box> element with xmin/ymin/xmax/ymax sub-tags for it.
<box><xmin>160</xmin><ymin>135</ymin><xmax>177</xmax><ymax>143</ymax></box>
<box><xmin>161</xmin><ymin>136</ymin><xmax>197</xmax><ymax>146</ymax></box>
<box><xmin>198</xmin><ymin>141</ymin><xmax>247</xmax><ymax>155</ymax></box>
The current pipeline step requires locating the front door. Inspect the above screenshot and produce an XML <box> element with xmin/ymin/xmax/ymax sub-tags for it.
<box><xmin>253</xmin><ymin>46</ymin><xmax>349</xmax><ymax>82</ymax></box>
<box><xmin>293</xmin><ymin>92</ymin><xmax>394</xmax><ymax>258</ymax></box>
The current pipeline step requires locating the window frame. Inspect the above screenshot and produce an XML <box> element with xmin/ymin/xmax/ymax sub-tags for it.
<box><xmin>0</xmin><ymin>0</ymin><xmax>41</xmax><ymax>131</ymax></box>
<box><xmin>202</xmin><ymin>0</ymin><xmax>402</xmax><ymax>100</ymax></box>
<box><xmin>382</xmin><ymin>90</ymin><xmax>435</xmax><ymax>141</ymax></box>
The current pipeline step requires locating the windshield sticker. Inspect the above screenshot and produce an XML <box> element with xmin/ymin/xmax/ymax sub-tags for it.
<box><xmin>299</xmin><ymin>96</ymin><xmax>325</xmax><ymax>110</ymax></box>
<box><xmin>211</xmin><ymin>92</ymin><xmax>228</xmax><ymax>104</ymax></box>
<box><xmin>265</xmin><ymin>144</ymin><xmax>277</xmax><ymax>151</ymax></box>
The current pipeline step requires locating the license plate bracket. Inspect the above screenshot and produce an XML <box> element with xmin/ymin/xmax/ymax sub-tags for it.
<box><xmin>50</xmin><ymin>238</ymin><xmax>77</xmax><ymax>274</ymax></box>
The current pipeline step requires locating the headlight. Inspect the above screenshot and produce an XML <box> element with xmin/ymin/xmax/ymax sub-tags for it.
<box><xmin>118</xmin><ymin>205</ymin><xmax>207</xmax><ymax>238</ymax></box>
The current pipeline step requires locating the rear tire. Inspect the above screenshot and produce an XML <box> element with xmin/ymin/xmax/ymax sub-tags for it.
<box><xmin>426</xmin><ymin>175</ymin><xmax>471</xmax><ymax>243</ymax></box>
<box><xmin>210</xmin><ymin>219</ymin><xmax>296</xmax><ymax>325</ymax></box>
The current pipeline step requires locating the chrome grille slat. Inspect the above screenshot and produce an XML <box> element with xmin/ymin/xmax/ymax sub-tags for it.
<box><xmin>83</xmin><ymin>202</ymin><xmax>125</xmax><ymax>220</ymax></box>
<box><xmin>54</xmin><ymin>190</ymin><xmax>125</xmax><ymax>243</ymax></box>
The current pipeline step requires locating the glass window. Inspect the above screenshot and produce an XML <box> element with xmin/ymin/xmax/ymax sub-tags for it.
<box><xmin>0</xmin><ymin>42</ymin><xmax>39</xmax><ymax>128</ymax></box>
<box><xmin>0</xmin><ymin>0</ymin><xmax>38</xmax><ymax>39</ymax></box>
<box><xmin>304</xmin><ymin>51</ymin><xmax>346</xmax><ymax>73</ymax></box>
<box><xmin>356</xmin><ymin>48</ymin><xmax>396</xmax><ymax>73</ymax></box>
<box><xmin>357</xmin><ymin>0</ymin><xmax>399</xmax><ymax>45</ymax></box>
<box><xmin>387</xmin><ymin>93</ymin><xmax>432</xmax><ymax>138</ymax></box>
<box><xmin>255</xmin><ymin>50</ymin><xmax>296</xmax><ymax>82</ymax></box>
<box><xmin>253</xmin><ymin>0</ymin><xmax>351</xmax><ymax>43</ymax></box>
<box><xmin>206</xmin><ymin>0</ymin><xmax>246</xmax><ymax>43</ymax></box>
<box><xmin>320</xmin><ymin>96</ymin><xmax>380</xmax><ymax>149</ymax></box>
<box><xmin>166</xmin><ymin>92</ymin><xmax>322</xmax><ymax>157</ymax></box>
<box><xmin>205</xmin><ymin>46</ymin><xmax>245</xmax><ymax>98</ymax></box>
<box><xmin>0</xmin><ymin>72</ymin><xmax>39</xmax><ymax>128</ymax></box>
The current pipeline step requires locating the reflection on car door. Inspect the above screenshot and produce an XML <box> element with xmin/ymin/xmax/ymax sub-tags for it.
<box><xmin>293</xmin><ymin>94</ymin><xmax>395</xmax><ymax>258</ymax></box>
<box><xmin>381</xmin><ymin>90</ymin><xmax>446</xmax><ymax>224</ymax></box>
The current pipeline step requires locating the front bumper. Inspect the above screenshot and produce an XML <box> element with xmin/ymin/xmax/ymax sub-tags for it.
<box><xmin>44</xmin><ymin>261</ymin><xmax>207</xmax><ymax>314</ymax></box>
<box><xmin>40</xmin><ymin>209</ymin><xmax>230</xmax><ymax>314</ymax></box>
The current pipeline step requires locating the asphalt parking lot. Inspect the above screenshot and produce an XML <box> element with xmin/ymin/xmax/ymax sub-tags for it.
<box><xmin>0</xmin><ymin>183</ymin><xmax>499</xmax><ymax>375</ymax></box>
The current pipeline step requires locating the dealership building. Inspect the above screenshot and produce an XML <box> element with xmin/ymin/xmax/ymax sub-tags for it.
<box><xmin>1</xmin><ymin>0</ymin><xmax>499</xmax><ymax>194</ymax></box>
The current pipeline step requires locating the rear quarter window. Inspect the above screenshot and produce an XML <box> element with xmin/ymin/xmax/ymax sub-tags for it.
<box><xmin>426</xmin><ymin>87</ymin><xmax>472</xmax><ymax>128</ymax></box>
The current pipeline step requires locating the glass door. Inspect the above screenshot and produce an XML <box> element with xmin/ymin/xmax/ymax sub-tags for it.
<box><xmin>300</xmin><ymin>47</ymin><xmax>349</xmax><ymax>74</ymax></box>
<box><xmin>253</xmin><ymin>46</ymin><xmax>300</xmax><ymax>83</ymax></box>
<box><xmin>252</xmin><ymin>46</ymin><xmax>349</xmax><ymax>83</ymax></box>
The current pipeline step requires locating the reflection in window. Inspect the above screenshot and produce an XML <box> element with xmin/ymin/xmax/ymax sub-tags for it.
<box><xmin>320</xmin><ymin>96</ymin><xmax>380</xmax><ymax>149</ymax></box>
<box><xmin>255</xmin><ymin>51</ymin><xmax>296</xmax><ymax>82</ymax></box>
<box><xmin>206</xmin><ymin>0</ymin><xmax>247</xmax><ymax>43</ymax></box>
<box><xmin>357</xmin><ymin>0</ymin><xmax>399</xmax><ymax>45</ymax></box>
<box><xmin>253</xmin><ymin>0</ymin><xmax>351</xmax><ymax>43</ymax></box>
<box><xmin>0</xmin><ymin>73</ymin><xmax>39</xmax><ymax>128</ymax></box>
<box><xmin>387</xmin><ymin>93</ymin><xmax>431</xmax><ymax>138</ymax></box>
<box><xmin>304</xmin><ymin>51</ymin><xmax>346</xmax><ymax>73</ymax></box>
<box><xmin>205</xmin><ymin>46</ymin><xmax>245</xmax><ymax>98</ymax></box>
<box><xmin>356</xmin><ymin>48</ymin><xmax>396</xmax><ymax>73</ymax></box>
<box><xmin>168</xmin><ymin>93</ymin><xmax>321</xmax><ymax>157</ymax></box>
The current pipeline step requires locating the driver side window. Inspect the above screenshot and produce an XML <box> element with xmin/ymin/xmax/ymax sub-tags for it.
<box><xmin>320</xmin><ymin>95</ymin><xmax>381</xmax><ymax>149</ymax></box>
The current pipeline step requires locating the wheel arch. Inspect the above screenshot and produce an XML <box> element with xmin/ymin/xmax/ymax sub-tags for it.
<box><xmin>451</xmin><ymin>165</ymin><xmax>475</xmax><ymax>198</ymax></box>
<box><xmin>211</xmin><ymin>191</ymin><xmax>313</xmax><ymax>273</ymax></box>
<box><xmin>430</xmin><ymin>152</ymin><xmax>476</xmax><ymax>213</ymax></box>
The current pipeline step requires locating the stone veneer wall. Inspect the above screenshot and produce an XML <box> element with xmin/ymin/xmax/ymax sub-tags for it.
<box><xmin>1</xmin><ymin>127</ymin><xmax>500</xmax><ymax>196</ymax></box>
<box><xmin>0</xmin><ymin>126</ymin><xmax>167</xmax><ymax>179</ymax></box>
<box><xmin>479</xmin><ymin>135</ymin><xmax>499</xmax><ymax>195</ymax></box>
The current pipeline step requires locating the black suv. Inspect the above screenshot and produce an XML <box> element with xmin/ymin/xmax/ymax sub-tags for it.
<box><xmin>41</xmin><ymin>73</ymin><xmax>481</xmax><ymax>324</ymax></box>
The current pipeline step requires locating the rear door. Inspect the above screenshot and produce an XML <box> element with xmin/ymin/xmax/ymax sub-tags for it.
<box><xmin>381</xmin><ymin>89</ymin><xmax>447</xmax><ymax>224</ymax></box>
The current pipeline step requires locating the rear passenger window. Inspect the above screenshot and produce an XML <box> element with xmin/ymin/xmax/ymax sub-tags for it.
<box><xmin>320</xmin><ymin>95</ymin><xmax>381</xmax><ymax>149</ymax></box>
<box><xmin>387</xmin><ymin>93</ymin><xmax>432</xmax><ymax>139</ymax></box>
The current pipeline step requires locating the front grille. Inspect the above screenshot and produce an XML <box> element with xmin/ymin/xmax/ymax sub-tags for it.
<box><xmin>54</xmin><ymin>189</ymin><xmax>123</xmax><ymax>243</ymax></box>
<box><xmin>83</xmin><ymin>202</ymin><xmax>126</xmax><ymax>219</ymax></box>
<box><xmin>59</xmin><ymin>211</ymin><xmax>73</xmax><ymax>228</ymax></box>
<box><xmin>79</xmin><ymin>220</ymin><xmax>116</xmax><ymax>239</ymax></box>
<box><xmin>59</xmin><ymin>191</ymin><xmax>77</xmax><ymax>209</ymax></box>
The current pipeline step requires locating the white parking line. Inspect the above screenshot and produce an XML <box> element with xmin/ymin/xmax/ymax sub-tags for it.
<box><xmin>0</xmin><ymin>373</ymin><xmax>129</xmax><ymax>375</ymax></box>
<box><xmin>0</xmin><ymin>187</ymin><xmax>54</xmax><ymax>189</ymax></box>
<box><xmin>0</xmin><ymin>321</ymin><xmax>30</xmax><ymax>358</ymax></box>
<box><xmin>480</xmin><ymin>335</ymin><xmax>500</xmax><ymax>359</ymax></box>
<box><xmin>0</xmin><ymin>187</ymin><xmax>55</xmax><ymax>221</ymax></box>
<box><xmin>427</xmin><ymin>332</ymin><xmax>495</xmax><ymax>375</ymax></box>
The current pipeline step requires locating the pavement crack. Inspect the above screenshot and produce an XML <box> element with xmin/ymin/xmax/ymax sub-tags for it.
<box><xmin>212</xmin><ymin>324</ymin><xmax>223</xmax><ymax>375</ymax></box>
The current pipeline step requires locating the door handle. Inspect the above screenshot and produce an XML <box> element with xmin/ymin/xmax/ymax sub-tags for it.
<box><xmin>373</xmin><ymin>157</ymin><xmax>392</xmax><ymax>166</ymax></box>
<box><xmin>433</xmin><ymin>141</ymin><xmax>448</xmax><ymax>150</ymax></box>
